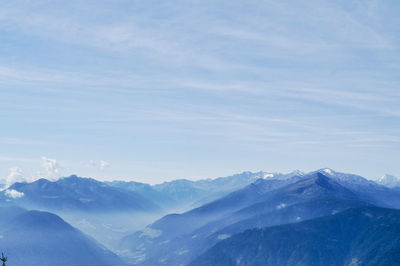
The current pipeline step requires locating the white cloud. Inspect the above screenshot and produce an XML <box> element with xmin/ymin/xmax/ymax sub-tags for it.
<box><xmin>5</xmin><ymin>189</ymin><xmax>24</xmax><ymax>199</ymax></box>
<box><xmin>100</xmin><ymin>160</ymin><xmax>110</xmax><ymax>170</ymax></box>
<box><xmin>86</xmin><ymin>160</ymin><xmax>110</xmax><ymax>170</ymax></box>
<box><xmin>6</xmin><ymin>167</ymin><xmax>25</xmax><ymax>186</ymax></box>
<box><xmin>40</xmin><ymin>157</ymin><xmax>61</xmax><ymax>181</ymax></box>
<box><xmin>89</xmin><ymin>160</ymin><xmax>97</xmax><ymax>167</ymax></box>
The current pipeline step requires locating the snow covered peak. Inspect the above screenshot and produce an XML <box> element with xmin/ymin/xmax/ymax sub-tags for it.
<box><xmin>256</xmin><ymin>170</ymin><xmax>305</xmax><ymax>180</ymax></box>
<box><xmin>321</xmin><ymin>168</ymin><xmax>334</xmax><ymax>175</ymax></box>
<box><xmin>262</xmin><ymin>173</ymin><xmax>275</xmax><ymax>179</ymax></box>
<box><xmin>289</xmin><ymin>169</ymin><xmax>305</xmax><ymax>176</ymax></box>
<box><xmin>312</xmin><ymin>168</ymin><xmax>375</xmax><ymax>187</ymax></box>
<box><xmin>376</xmin><ymin>174</ymin><xmax>400</xmax><ymax>188</ymax></box>
<box><xmin>263</xmin><ymin>170</ymin><xmax>305</xmax><ymax>180</ymax></box>
<box><xmin>317</xmin><ymin>168</ymin><xmax>335</xmax><ymax>176</ymax></box>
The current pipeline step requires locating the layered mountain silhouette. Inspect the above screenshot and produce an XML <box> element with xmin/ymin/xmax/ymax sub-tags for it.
<box><xmin>190</xmin><ymin>206</ymin><xmax>400</xmax><ymax>266</ymax></box>
<box><xmin>147</xmin><ymin>171</ymin><xmax>279</xmax><ymax>210</ymax></box>
<box><xmin>2</xmin><ymin>175</ymin><xmax>160</xmax><ymax>212</ymax></box>
<box><xmin>1</xmin><ymin>169</ymin><xmax>399</xmax><ymax>266</ymax></box>
<box><xmin>121</xmin><ymin>170</ymin><xmax>400</xmax><ymax>265</ymax></box>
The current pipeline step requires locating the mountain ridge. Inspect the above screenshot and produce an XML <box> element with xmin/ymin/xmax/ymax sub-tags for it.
<box><xmin>120</xmin><ymin>171</ymin><xmax>393</xmax><ymax>265</ymax></box>
<box><xmin>190</xmin><ymin>206</ymin><xmax>400</xmax><ymax>266</ymax></box>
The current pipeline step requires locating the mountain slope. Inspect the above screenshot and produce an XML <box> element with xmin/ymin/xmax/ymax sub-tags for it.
<box><xmin>2</xmin><ymin>175</ymin><xmax>160</xmax><ymax>212</ymax></box>
<box><xmin>120</xmin><ymin>172</ymin><xmax>375</xmax><ymax>265</ymax></box>
<box><xmin>106</xmin><ymin>180</ymin><xmax>177</xmax><ymax>208</ymax></box>
<box><xmin>152</xmin><ymin>171</ymin><xmax>302</xmax><ymax>210</ymax></box>
<box><xmin>0</xmin><ymin>209</ymin><xmax>128</xmax><ymax>266</ymax></box>
<box><xmin>121</xmin><ymin>175</ymin><xmax>297</xmax><ymax>243</ymax></box>
<box><xmin>152</xmin><ymin>171</ymin><xmax>263</xmax><ymax>209</ymax></box>
<box><xmin>190</xmin><ymin>206</ymin><xmax>400</xmax><ymax>266</ymax></box>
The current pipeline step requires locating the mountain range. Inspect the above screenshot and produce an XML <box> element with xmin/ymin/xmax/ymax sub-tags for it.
<box><xmin>107</xmin><ymin>171</ymin><xmax>283</xmax><ymax>211</ymax></box>
<box><xmin>1</xmin><ymin>175</ymin><xmax>160</xmax><ymax>213</ymax></box>
<box><xmin>0</xmin><ymin>168</ymin><xmax>399</xmax><ymax>265</ymax></box>
<box><xmin>120</xmin><ymin>169</ymin><xmax>400</xmax><ymax>265</ymax></box>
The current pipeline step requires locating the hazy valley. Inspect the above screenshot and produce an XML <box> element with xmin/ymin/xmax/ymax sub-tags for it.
<box><xmin>0</xmin><ymin>169</ymin><xmax>399</xmax><ymax>265</ymax></box>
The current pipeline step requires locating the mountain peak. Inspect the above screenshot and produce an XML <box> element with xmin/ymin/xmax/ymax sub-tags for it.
<box><xmin>377</xmin><ymin>174</ymin><xmax>400</xmax><ymax>188</ymax></box>
<box><xmin>283</xmin><ymin>172</ymin><xmax>357</xmax><ymax>199</ymax></box>
<box><xmin>316</xmin><ymin>168</ymin><xmax>336</xmax><ymax>176</ymax></box>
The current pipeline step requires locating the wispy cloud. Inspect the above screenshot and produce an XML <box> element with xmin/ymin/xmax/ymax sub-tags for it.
<box><xmin>100</xmin><ymin>161</ymin><xmax>110</xmax><ymax>170</ymax></box>
<box><xmin>0</xmin><ymin>0</ymin><xmax>399</xmax><ymax>179</ymax></box>
<box><xmin>0</xmin><ymin>156</ymin><xmax>35</xmax><ymax>163</ymax></box>
<box><xmin>6</xmin><ymin>166</ymin><xmax>25</xmax><ymax>186</ymax></box>
<box><xmin>5</xmin><ymin>189</ymin><xmax>24</xmax><ymax>199</ymax></box>
<box><xmin>39</xmin><ymin>157</ymin><xmax>61</xmax><ymax>181</ymax></box>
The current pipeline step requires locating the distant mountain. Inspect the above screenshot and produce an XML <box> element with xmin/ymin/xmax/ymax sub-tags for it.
<box><xmin>190</xmin><ymin>206</ymin><xmax>400</xmax><ymax>266</ymax></box>
<box><xmin>152</xmin><ymin>170</ymin><xmax>302</xmax><ymax>210</ymax></box>
<box><xmin>106</xmin><ymin>171</ymin><xmax>279</xmax><ymax>212</ymax></box>
<box><xmin>376</xmin><ymin>174</ymin><xmax>400</xmax><ymax>188</ymax></box>
<box><xmin>0</xmin><ymin>208</ymin><xmax>128</xmax><ymax>266</ymax></box>
<box><xmin>1</xmin><ymin>175</ymin><xmax>160</xmax><ymax>212</ymax></box>
<box><xmin>106</xmin><ymin>180</ymin><xmax>177</xmax><ymax>209</ymax></box>
<box><xmin>0</xmin><ymin>204</ymin><xmax>26</xmax><ymax>227</ymax></box>
<box><xmin>313</xmin><ymin>168</ymin><xmax>400</xmax><ymax>208</ymax></box>
<box><xmin>1</xmin><ymin>171</ymin><xmax>303</xmax><ymax>213</ymax></box>
<box><xmin>120</xmin><ymin>171</ymin><xmax>387</xmax><ymax>265</ymax></box>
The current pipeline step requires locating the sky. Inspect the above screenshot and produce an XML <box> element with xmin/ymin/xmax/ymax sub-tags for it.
<box><xmin>0</xmin><ymin>0</ymin><xmax>399</xmax><ymax>184</ymax></box>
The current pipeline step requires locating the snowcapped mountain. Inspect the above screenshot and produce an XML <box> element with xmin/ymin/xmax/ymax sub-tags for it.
<box><xmin>151</xmin><ymin>171</ymin><xmax>284</xmax><ymax>210</ymax></box>
<box><xmin>376</xmin><ymin>174</ymin><xmax>400</xmax><ymax>188</ymax></box>
<box><xmin>1</xmin><ymin>168</ymin><xmax>399</xmax><ymax>266</ymax></box>
<box><xmin>120</xmin><ymin>170</ymin><xmax>394</xmax><ymax>265</ymax></box>
<box><xmin>303</xmin><ymin>168</ymin><xmax>372</xmax><ymax>186</ymax></box>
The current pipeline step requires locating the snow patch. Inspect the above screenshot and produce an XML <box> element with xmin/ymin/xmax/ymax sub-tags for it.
<box><xmin>139</xmin><ymin>227</ymin><xmax>162</xmax><ymax>238</ymax></box>
<box><xmin>348</xmin><ymin>258</ymin><xmax>360</xmax><ymax>266</ymax></box>
<box><xmin>175</xmin><ymin>249</ymin><xmax>188</xmax><ymax>255</ymax></box>
<box><xmin>322</xmin><ymin>168</ymin><xmax>334</xmax><ymax>175</ymax></box>
<box><xmin>276</xmin><ymin>203</ymin><xmax>287</xmax><ymax>210</ymax></box>
<box><xmin>262</xmin><ymin>173</ymin><xmax>274</xmax><ymax>179</ymax></box>
<box><xmin>102</xmin><ymin>223</ymin><xmax>128</xmax><ymax>233</ymax></box>
<box><xmin>77</xmin><ymin>219</ymin><xmax>96</xmax><ymax>229</ymax></box>
<box><xmin>217</xmin><ymin>234</ymin><xmax>231</xmax><ymax>240</ymax></box>
<box><xmin>364</xmin><ymin>212</ymin><xmax>373</xmax><ymax>218</ymax></box>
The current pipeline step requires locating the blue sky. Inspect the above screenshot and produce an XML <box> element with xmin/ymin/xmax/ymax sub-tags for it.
<box><xmin>1</xmin><ymin>0</ymin><xmax>399</xmax><ymax>183</ymax></box>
